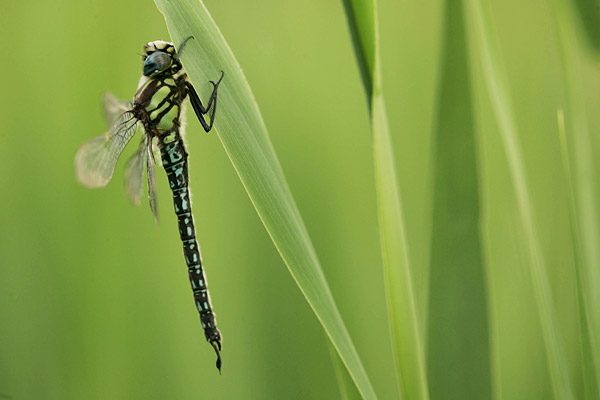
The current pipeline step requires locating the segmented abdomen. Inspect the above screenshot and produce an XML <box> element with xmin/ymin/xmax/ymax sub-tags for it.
<box><xmin>158</xmin><ymin>132</ymin><xmax>222</xmax><ymax>352</ymax></box>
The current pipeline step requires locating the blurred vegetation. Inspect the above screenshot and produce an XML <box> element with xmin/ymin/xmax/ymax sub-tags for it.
<box><xmin>428</xmin><ymin>1</ymin><xmax>490</xmax><ymax>399</ymax></box>
<box><xmin>1</xmin><ymin>0</ymin><xmax>599</xmax><ymax>399</ymax></box>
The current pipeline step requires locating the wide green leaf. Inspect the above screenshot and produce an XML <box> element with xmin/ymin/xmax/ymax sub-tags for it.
<box><xmin>153</xmin><ymin>0</ymin><xmax>377</xmax><ymax>398</ymax></box>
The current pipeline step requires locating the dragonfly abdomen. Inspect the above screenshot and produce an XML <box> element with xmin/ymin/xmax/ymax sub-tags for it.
<box><xmin>159</xmin><ymin>133</ymin><xmax>223</xmax><ymax>370</ymax></box>
<box><xmin>76</xmin><ymin>38</ymin><xmax>225</xmax><ymax>372</ymax></box>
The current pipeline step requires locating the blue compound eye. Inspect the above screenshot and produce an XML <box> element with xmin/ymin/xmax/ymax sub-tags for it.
<box><xmin>143</xmin><ymin>51</ymin><xmax>172</xmax><ymax>77</ymax></box>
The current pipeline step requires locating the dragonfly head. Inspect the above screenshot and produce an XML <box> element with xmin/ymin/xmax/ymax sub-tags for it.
<box><xmin>142</xmin><ymin>40</ymin><xmax>181</xmax><ymax>77</ymax></box>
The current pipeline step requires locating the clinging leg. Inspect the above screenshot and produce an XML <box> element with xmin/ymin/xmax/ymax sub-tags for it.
<box><xmin>185</xmin><ymin>71</ymin><xmax>224</xmax><ymax>132</ymax></box>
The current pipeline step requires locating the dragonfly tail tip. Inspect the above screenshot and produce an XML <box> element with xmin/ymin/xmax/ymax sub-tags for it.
<box><xmin>210</xmin><ymin>340</ymin><xmax>222</xmax><ymax>373</ymax></box>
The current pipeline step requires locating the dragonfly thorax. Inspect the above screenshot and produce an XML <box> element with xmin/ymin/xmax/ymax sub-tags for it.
<box><xmin>135</xmin><ymin>42</ymin><xmax>189</xmax><ymax>133</ymax></box>
<box><xmin>134</xmin><ymin>76</ymin><xmax>184</xmax><ymax>133</ymax></box>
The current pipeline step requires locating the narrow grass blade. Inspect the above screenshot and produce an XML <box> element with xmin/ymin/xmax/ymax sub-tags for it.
<box><xmin>427</xmin><ymin>1</ymin><xmax>491</xmax><ymax>399</ymax></box>
<box><xmin>340</xmin><ymin>0</ymin><xmax>375</xmax><ymax>103</ymax></box>
<box><xmin>329</xmin><ymin>344</ymin><xmax>363</xmax><ymax>400</ymax></box>
<box><xmin>551</xmin><ymin>0</ymin><xmax>600</xmax><ymax>394</ymax></box>
<box><xmin>464</xmin><ymin>1</ymin><xmax>575</xmax><ymax>398</ymax></box>
<box><xmin>153</xmin><ymin>0</ymin><xmax>377</xmax><ymax>398</ymax></box>
<box><xmin>342</xmin><ymin>0</ymin><xmax>429</xmax><ymax>398</ymax></box>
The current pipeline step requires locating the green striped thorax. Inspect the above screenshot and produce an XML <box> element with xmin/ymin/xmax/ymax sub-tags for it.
<box><xmin>136</xmin><ymin>40</ymin><xmax>186</xmax><ymax>132</ymax></box>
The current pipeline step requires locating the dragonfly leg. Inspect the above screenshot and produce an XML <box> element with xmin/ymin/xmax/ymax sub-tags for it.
<box><xmin>185</xmin><ymin>71</ymin><xmax>224</xmax><ymax>133</ymax></box>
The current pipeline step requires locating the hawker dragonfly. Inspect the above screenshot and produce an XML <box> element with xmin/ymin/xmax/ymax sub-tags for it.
<box><xmin>75</xmin><ymin>37</ymin><xmax>224</xmax><ymax>371</ymax></box>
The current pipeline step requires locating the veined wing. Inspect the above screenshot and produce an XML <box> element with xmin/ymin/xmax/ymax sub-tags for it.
<box><xmin>147</xmin><ymin>139</ymin><xmax>158</xmax><ymax>222</ymax></box>
<box><xmin>75</xmin><ymin>111</ymin><xmax>138</xmax><ymax>188</ymax></box>
<box><xmin>103</xmin><ymin>92</ymin><xmax>132</xmax><ymax>127</ymax></box>
<box><xmin>124</xmin><ymin>134</ymin><xmax>149</xmax><ymax>206</ymax></box>
<box><xmin>123</xmin><ymin>133</ymin><xmax>159</xmax><ymax>222</ymax></box>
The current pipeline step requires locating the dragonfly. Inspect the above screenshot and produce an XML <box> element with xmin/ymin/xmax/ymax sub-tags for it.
<box><xmin>75</xmin><ymin>37</ymin><xmax>225</xmax><ymax>372</ymax></box>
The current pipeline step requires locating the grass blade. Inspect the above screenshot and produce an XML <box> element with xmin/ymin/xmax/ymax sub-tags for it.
<box><xmin>426</xmin><ymin>1</ymin><xmax>491</xmax><ymax>399</ymax></box>
<box><xmin>550</xmin><ymin>0</ymin><xmax>600</xmax><ymax>395</ymax></box>
<box><xmin>569</xmin><ymin>0</ymin><xmax>600</xmax><ymax>52</ymax></box>
<box><xmin>329</xmin><ymin>344</ymin><xmax>363</xmax><ymax>400</ymax></box>
<box><xmin>153</xmin><ymin>1</ymin><xmax>377</xmax><ymax>398</ymax></box>
<box><xmin>342</xmin><ymin>0</ymin><xmax>429</xmax><ymax>398</ymax></box>
<box><xmin>464</xmin><ymin>1</ymin><xmax>575</xmax><ymax>398</ymax></box>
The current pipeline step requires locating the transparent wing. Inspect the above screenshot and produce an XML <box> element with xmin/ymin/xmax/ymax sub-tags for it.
<box><xmin>147</xmin><ymin>139</ymin><xmax>158</xmax><ymax>222</ymax></box>
<box><xmin>75</xmin><ymin>111</ymin><xmax>138</xmax><ymax>188</ymax></box>
<box><xmin>103</xmin><ymin>92</ymin><xmax>132</xmax><ymax>127</ymax></box>
<box><xmin>123</xmin><ymin>133</ymin><xmax>159</xmax><ymax>222</ymax></box>
<box><xmin>124</xmin><ymin>134</ymin><xmax>148</xmax><ymax>206</ymax></box>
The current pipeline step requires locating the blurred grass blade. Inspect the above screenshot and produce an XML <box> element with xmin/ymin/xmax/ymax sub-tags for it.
<box><xmin>154</xmin><ymin>1</ymin><xmax>377</xmax><ymax>398</ymax></box>
<box><xmin>551</xmin><ymin>0</ymin><xmax>600</xmax><ymax>394</ymax></box>
<box><xmin>342</xmin><ymin>0</ymin><xmax>429</xmax><ymax>398</ymax></box>
<box><xmin>427</xmin><ymin>1</ymin><xmax>491</xmax><ymax>399</ymax></box>
<box><xmin>340</xmin><ymin>0</ymin><xmax>374</xmax><ymax>103</ymax></box>
<box><xmin>464</xmin><ymin>1</ymin><xmax>575</xmax><ymax>398</ymax></box>
<box><xmin>569</xmin><ymin>0</ymin><xmax>600</xmax><ymax>52</ymax></box>
<box><xmin>558</xmin><ymin>110</ymin><xmax>600</xmax><ymax>400</ymax></box>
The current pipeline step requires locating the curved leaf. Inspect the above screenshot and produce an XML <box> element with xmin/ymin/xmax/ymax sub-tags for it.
<box><xmin>153</xmin><ymin>0</ymin><xmax>377</xmax><ymax>398</ymax></box>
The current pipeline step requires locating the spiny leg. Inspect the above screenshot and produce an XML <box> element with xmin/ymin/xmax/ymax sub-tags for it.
<box><xmin>187</xmin><ymin>70</ymin><xmax>224</xmax><ymax>113</ymax></box>
<box><xmin>185</xmin><ymin>71</ymin><xmax>224</xmax><ymax>132</ymax></box>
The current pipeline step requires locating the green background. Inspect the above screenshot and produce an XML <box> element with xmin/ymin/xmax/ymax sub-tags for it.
<box><xmin>0</xmin><ymin>0</ymin><xmax>598</xmax><ymax>398</ymax></box>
